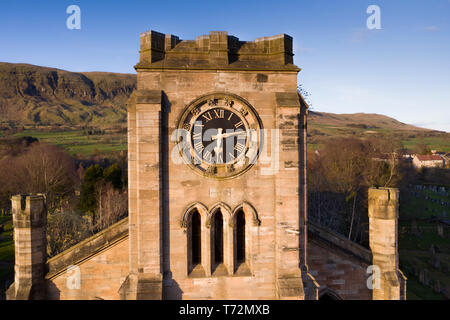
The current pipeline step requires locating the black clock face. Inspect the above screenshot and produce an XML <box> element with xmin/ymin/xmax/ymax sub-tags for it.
<box><xmin>190</xmin><ymin>107</ymin><xmax>247</xmax><ymax>165</ymax></box>
<box><xmin>177</xmin><ymin>95</ymin><xmax>263</xmax><ymax>180</ymax></box>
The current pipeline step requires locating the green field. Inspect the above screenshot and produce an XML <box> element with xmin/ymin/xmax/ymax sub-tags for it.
<box><xmin>402</xmin><ymin>136</ymin><xmax>450</xmax><ymax>153</ymax></box>
<box><xmin>13</xmin><ymin>130</ymin><xmax>127</xmax><ymax>156</ymax></box>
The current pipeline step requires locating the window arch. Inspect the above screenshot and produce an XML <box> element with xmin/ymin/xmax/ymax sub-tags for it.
<box><xmin>318</xmin><ymin>288</ymin><xmax>343</xmax><ymax>300</ymax></box>
<box><xmin>235</xmin><ymin>209</ymin><xmax>246</xmax><ymax>264</ymax></box>
<box><xmin>191</xmin><ymin>210</ymin><xmax>201</xmax><ymax>267</ymax></box>
<box><xmin>182</xmin><ymin>203</ymin><xmax>208</xmax><ymax>276</ymax></box>
<box><xmin>212</xmin><ymin>209</ymin><xmax>224</xmax><ymax>266</ymax></box>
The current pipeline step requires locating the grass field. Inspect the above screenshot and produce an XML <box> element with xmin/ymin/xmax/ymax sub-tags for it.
<box><xmin>13</xmin><ymin>130</ymin><xmax>127</xmax><ymax>156</ymax></box>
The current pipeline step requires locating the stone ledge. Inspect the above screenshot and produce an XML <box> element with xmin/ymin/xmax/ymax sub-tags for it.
<box><xmin>308</xmin><ymin>221</ymin><xmax>371</xmax><ymax>264</ymax></box>
<box><xmin>46</xmin><ymin>217</ymin><xmax>129</xmax><ymax>279</ymax></box>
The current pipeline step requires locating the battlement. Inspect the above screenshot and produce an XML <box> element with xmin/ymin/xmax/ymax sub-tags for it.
<box><xmin>11</xmin><ymin>194</ymin><xmax>46</xmax><ymax>228</ymax></box>
<box><xmin>7</xmin><ymin>194</ymin><xmax>47</xmax><ymax>300</ymax></box>
<box><xmin>136</xmin><ymin>30</ymin><xmax>298</xmax><ymax>71</ymax></box>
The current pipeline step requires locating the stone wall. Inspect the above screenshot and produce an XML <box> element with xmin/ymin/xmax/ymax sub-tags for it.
<box><xmin>46</xmin><ymin>238</ymin><xmax>129</xmax><ymax>300</ymax></box>
<box><xmin>308</xmin><ymin>222</ymin><xmax>371</xmax><ymax>300</ymax></box>
<box><xmin>45</xmin><ymin>218</ymin><xmax>129</xmax><ymax>300</ymax></box>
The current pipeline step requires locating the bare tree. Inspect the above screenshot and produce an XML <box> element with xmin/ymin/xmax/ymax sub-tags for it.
<box><xmin>308</xmin><ymin>136</ymin><xmax>403</xmax><ymax>243</ymax></box>
<box><xmin>95</xmin><ymin>181</ymin><xmax>127</xmax><ymax>230</ymax></box>
<box><xmin>0</xmin><ymin>142</ymin><xmax>76</xmax><ymax>212</ymax></box>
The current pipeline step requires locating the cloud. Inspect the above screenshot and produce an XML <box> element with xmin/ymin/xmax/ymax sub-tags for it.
<box><xmin>424</xmin><ymin>26</ymin><xmax>438</xmax><ymax>31</ymax></box>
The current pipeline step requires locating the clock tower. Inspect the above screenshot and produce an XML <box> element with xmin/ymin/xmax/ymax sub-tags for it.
<box><xmin>121</xmin><ymin>30</ymin><xmax>318</xmax><ymax>299</ymax></box>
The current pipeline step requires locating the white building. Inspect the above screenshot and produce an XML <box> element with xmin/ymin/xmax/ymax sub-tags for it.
<box><xmin>412</xmin><ymin>154</ymin><xmax>445</xmax><ymax>168</ymax></box>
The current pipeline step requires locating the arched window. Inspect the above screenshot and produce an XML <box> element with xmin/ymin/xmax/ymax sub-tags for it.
<box><xmin>235</xmin><ymin>209</ymin><xmax>246</xmax><ymax>264</ymax></box>
<box><xmin>213</xmin><ymin>210</ymin><xmax>224</xmax><ymax>265</ymax></box>
<box><xmin>319</xmin><ymin>288</ymin><xmax>343</xmax><ymax>300</ymax></box>
<box><xmin>191</xmin><ymin>210</ymin><xmax>201</xmax><ymax>267</ymax></box>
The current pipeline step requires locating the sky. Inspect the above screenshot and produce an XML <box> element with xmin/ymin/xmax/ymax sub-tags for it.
<box><xmin>0</xmin><ymin>0</ymin><xmax>449</xmax><ymax>132</ymax></box>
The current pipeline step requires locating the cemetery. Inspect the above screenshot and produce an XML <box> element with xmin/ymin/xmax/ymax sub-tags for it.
<box><xmin>399</xmin><ymin>184</ymin><xmax>450</xmax><ymax>299</ymax></box>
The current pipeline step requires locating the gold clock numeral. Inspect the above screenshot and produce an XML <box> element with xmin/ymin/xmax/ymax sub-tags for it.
<box><xmin>228</xmin><ymin>152</ymin><xmax>236</xmax><ymax>161</ymax></box>
<box><xmin>234</xmin><ymin>142</ymin><xmax>245</xmax><ymax>153</ymax></box>
<box><xmin>234</xmin><ymin>120</ymin><xmax>244</xmax><ymax>129</ymax></box>
<box><xmin>191</xmin><ymin>108</ymin><xmax>200</xmax><ymax>116</ymax></box>
<box><xmin>228</xmin><ymin>113</ymin><xmax>233</xmax><ymax>121</ymax></box>
<box><xmin>239</xmin><ymin>107</ymin><xmax>248</xmax><ymax>116</ymax></box>
<box><xmin>202</xmin><ymin>112</ymin><xmax>213</xmax><ymax>122</ymax></box>
<box><xmin>194</xmin><ymin>122</ymin><xmax>204</xmax><ymax>130</ymax></box>
<box><xmin>192</xmin><ymin>132</ymin><xmax>202</xmax><ymax>140</ymax></box>
<box><xmin>204</xmin><ymin>150</ymin><xmax>212</xmax><ymax>162</ymax></box>
<box><xmin>194</xmin><ymin>141</ymin><xmax>204</xmax><ymax>153</ymax></box>
<box><xmin>214</xmin><ymin>109</ymin><xmax>224</xmax><ymax>119</ymax></box>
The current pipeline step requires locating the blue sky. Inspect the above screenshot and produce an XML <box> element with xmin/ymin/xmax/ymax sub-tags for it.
<box><xmin>0</xmin><ymin>0</ymin><xmax>449</xmax><ymax>131</ymax></box>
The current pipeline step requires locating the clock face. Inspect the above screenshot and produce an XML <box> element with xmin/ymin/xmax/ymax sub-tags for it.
<box><xmin>177</xmin><ymin>94</ymin><xmax>263</xmax><ymax>179</ymax></box>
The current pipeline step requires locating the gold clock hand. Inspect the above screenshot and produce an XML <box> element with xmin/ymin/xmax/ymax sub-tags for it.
<box><xmin>223</xmin><ymin>132</ymin><xmax>246</xmax><ymax>138</ymax></box>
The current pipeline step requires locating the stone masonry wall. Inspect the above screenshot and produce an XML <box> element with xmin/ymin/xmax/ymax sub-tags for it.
<box><xmin>46</xmin><ymin>238</ymin><xmax>129</xmax><ymax>300</ymax></box>
<box><xmin>308</xmin><ymin>239</ymin><xmax>371</xmax><ymax>300</ymax></box>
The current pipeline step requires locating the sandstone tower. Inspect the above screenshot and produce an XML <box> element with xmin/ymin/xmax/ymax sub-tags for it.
<box><xmin>121</xmin><ymin>30</ymin><xmax>318</xmax><ymax>299</ymax></box>
<box><xmin>6</xmin><ymin>195</ymin><xmax>47</xmax><ymax>300</ymax></box>
<box><xmin>368</xmin><ymin>188</ymin><xmax>407</xmax><ymax>300</ymax></box>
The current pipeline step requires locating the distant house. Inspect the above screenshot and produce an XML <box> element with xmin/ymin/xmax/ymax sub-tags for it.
<box><xmin>412</xmin><ymin>154</ymin><xmax>445</xmax><ymax>168</ymax></box>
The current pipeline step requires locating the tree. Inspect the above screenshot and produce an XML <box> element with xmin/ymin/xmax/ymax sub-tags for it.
<box><xmin>308</xmin><ymin>136</ymin><xmax>402</xmax><ymax>244</ymax></box>
<box><xmin>96</xmin><ymin>181</ymin><xmax>127</xmax><ymax>230</ymax></box>
<box><xmin>0</xmin><ymin>142</ymin><xmax>76</xmax><ymax>212</ymax></box>
<box><xmin>47</xmin><ymin>212</ymin><xmax>92</xmax><ymax>257</ymax></box>
<box><xmin>79</xmin><ymin>164</ymin><xmax>104</xmax><ymax>214</ymax></box>
<box><xmin>103</xmin><ymin>163</ymin><xmax>123</xmax><ymax>189</ymax></box>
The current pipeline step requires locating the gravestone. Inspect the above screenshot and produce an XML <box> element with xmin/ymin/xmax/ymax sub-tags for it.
<box><xmin>433</xmin><ymin>280</ymin><xmax>440</xmax><ymax>293</ymax></box>
<box><xmin>419</xmin><ymin>269</ymin><xmax>429</xmax><ymax>285</ymax></box>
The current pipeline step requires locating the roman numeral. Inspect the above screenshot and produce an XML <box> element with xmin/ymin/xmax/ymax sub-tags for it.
<box><xmin>228</xmin><ymin>152</ymin><xmax>236</xmax><ymax>161</ymax></box>
<box><xmin>214</xmin><ymin>109</ymin><xmax>224</xmax><ymax>119</ymax></box>
<box><xmin>228</xmin><ymin>113</ymin><xmax>233</xmax><ymax>121</ymax></box>
<box><xmin>234</xmin><ymin>143</ymin><xmax>245</xmax><ymax>153</ymax></box>
<box><xmin>192</xmin><ymin>132</ymin><xmax>202</xmax><ymax>140</ymax></box>
<box><xmin>194</xmin><ymin>141</ymin><xmax>204</xmax><ymax>153</ymax></box>
<box><xmin>202</xmin><ymin>112</ymin><xmax>212</xmax><ymax>122</ymax></box>
<box><xmin>234</xmin><ymin>120</ymin><xmax>244</xmax><ymax>129</ymax></box>
<box><xmin>204</xmin><ymin>150</ymin><xmax>213</xmax><ymax>162</ymax></box>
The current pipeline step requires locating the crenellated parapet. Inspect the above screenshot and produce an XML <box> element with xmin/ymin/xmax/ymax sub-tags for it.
<box><xmin>136</xmin><ymin>31</ymin><xmax>298</xmax><ymax>70</ymax></box>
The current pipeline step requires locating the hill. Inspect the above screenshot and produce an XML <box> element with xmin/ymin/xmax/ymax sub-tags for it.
<box><xmin>0</xmin><ymin>62</ymin><xmax>136</xmax><ymax>128</ymax></box>
<box><xmin>0</xmin><ymin>62</ymin><xmax>448</xmax><ymax>154</ymax></box>
<box><xmin>309</xmin><ymin>111</ymin><xmax>430</xmax><ymax>132</ymax></box>
<box><xmin>307</xmin><ymin>111</ymin><xmax>449</xmax><ymax>152</ymax></box>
